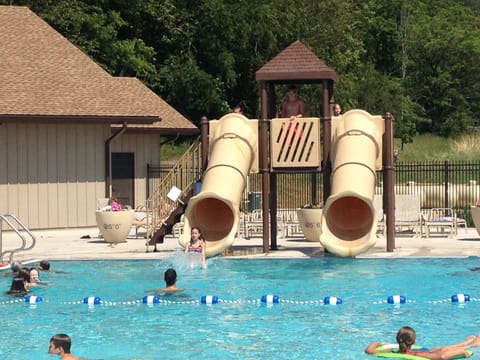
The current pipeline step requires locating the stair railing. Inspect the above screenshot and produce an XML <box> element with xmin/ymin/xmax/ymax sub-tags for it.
<box><xmin>145</xmin><ymin>139</ymin><xmax>203</xmax><ymax>239</ymax></box>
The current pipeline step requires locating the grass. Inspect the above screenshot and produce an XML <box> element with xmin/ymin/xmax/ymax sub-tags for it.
<box><xmin>160</xmin><ymin>138</ymin><xmax>196</xmax><ymax>161</ymax></box>
<box><xmin>395</xmin><ymin>133</ymin><xmax>480</xmax><ymax>162</ymax></box>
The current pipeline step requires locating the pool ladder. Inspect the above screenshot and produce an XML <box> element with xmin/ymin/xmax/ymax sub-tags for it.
<box><xmin>0</xmin><ymin>214</ymin><xmax>36</xmax><ymax>265</ymax></box>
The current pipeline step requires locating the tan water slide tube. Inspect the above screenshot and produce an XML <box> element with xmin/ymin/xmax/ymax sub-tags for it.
<box><xmin>320</xmin><ymin>109</ymin><xmax>384</xmax><ymax>257</ymax></box>
<box><xmin>179</xmin><ymin>113</ymin><xmax>257</xmax><ymax>257</ymax></box>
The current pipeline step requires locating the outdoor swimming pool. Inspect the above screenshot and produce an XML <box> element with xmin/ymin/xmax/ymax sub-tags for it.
<box><xmin>1</xmin><ymin>257</ymin><xmax>480</xmax><ymax>359</ymax></box>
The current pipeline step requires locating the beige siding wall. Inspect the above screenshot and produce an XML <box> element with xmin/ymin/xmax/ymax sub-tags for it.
<box><xmin>0</xmin><ymin>124</ymin><xmax>160</xmax><ymax>230</ymax></box>
<box><xmin>111</xmin><ymin>133</ymin><xmax>160</xmax><ymax>208</ymax></box>
<box><xmin>0</xmin><ymin>123</ymin><xmax>108</xmax><ymax>229</ymax></box>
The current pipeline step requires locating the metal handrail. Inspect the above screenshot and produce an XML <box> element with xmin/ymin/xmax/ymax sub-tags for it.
<box><xmin>144</xmin><ymin>139</ymin><xmax>203</xmax><ymax>240</ymax></box>
<box><xmin>0</xmin><ymin>214</ymin><xmax>36</xmax><ymax>264</ymax></box>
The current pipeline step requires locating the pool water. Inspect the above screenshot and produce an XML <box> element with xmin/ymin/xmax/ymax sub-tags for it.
<box><xmin>1</xmin><ymin>257</ymin><xmax>480</xmax><ymax>359</ymax></box>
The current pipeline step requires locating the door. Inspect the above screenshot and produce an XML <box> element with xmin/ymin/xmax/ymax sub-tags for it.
<box><xmin>112</xmin><ymin>152</ymin><xmax>134</xmax><ymax>208</ymax></box>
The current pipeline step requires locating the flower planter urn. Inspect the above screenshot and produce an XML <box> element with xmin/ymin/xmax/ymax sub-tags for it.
<box><xmin>95</xmin><ymin>210</ymin><xmax>134</xmax><ymax>244</ymax></box>
<box><xmin>471</xmin><ymin>206</ymin><xmax>480</xmax><ymax>236</ymax></box>
<box><xmin>296</xmin><ymin>208</ymin><xmax>323</xmax><ymax>242</ymax></box>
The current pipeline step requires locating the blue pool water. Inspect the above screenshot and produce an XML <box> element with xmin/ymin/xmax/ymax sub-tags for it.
<box><xmin>1</xmin><ymin>257</ymin><xmax>480</xmax><ymax>359</ymax></box>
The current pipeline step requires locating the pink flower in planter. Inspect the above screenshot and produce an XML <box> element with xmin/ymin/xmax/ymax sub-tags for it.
<box><xmin>111</xmin><ymin>200</ymin><xmax>123</xmax><ymax>211</ymax></box>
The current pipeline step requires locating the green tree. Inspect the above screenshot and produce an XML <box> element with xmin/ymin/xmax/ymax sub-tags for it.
<box><xmin>406</xmin><ymin>0</ymin><xmax>480</xmax><ymax>136</ymax></box>
<box><xmin>23</xmin><ymin>0</ymin><xmax>159</xmax><ymax>83</ymax></box>
<box><xmin>3</xmin><ymin>0</ymin><xmax>480</xmax><ymax>138</ymax></box>
<box><xmin>353</xmin><ymin>0</ymin><xmax>419</xmax><ymax>144</ymax></box>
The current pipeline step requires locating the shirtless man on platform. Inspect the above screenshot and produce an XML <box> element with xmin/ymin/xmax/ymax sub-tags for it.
<box><xmin>281</xmin><ymin>86</ymin><xmax>305</xmax><ymax>119</ymax></box>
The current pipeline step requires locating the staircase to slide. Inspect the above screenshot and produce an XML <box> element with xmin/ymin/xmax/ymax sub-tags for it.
<box><xmin>144</xmin><ymin>140</ymin><xmax>202</xmax><ymax>251</ymax></box>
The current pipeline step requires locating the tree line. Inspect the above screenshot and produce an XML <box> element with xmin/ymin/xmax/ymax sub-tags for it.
<box><xmin>4</xmin><ymin>0</ymin><xmax>480</xmax><ymax>144</ymax></box>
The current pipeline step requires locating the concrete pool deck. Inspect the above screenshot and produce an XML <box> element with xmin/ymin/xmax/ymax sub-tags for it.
<box><xmin>2</xmin><ymin>225</ymin><xmax>480</xmax><ymax>264</ymax></box>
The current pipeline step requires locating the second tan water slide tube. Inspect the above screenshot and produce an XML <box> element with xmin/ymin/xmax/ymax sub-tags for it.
<box><xmin>178</xmin><ymin>113</ymin><xmax>257</xmax><ymax>257</ymax></box>
<box><xmin>320</xmin><ymin>109</ymin><xmax>384</xmax><ymax>257</ymax></box>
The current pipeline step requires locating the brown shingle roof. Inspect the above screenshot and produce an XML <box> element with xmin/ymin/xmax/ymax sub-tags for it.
<box><xmin>256</xmin><ymin>40</ymin><xmax>338</xmax><ymax>83</ymax></box>
<box><xmin>111</xmin><ymin>78</ymin><xmax>199</xmax><ymax>134</ymax></box>
<box><xmin>0</xmin><ymin>6</ymin><xmax>198</xmax><ymax>134</ymax></box>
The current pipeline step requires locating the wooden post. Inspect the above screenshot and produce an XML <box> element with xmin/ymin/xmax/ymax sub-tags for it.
<box><xmin>322</xmin><ymin>80</ymin><xmax>332</xmax><ymax>202</ymax></box>
<box><xmin>260</xmin><ymin>81</ymin><xmax>271</xmax><ymax>254</ymax></box>
<box><xmin>200</xmin><ymin>116</ymin><xmax>209</xmax><ymax>172</ymax></box>
<box><xmin>383</xmin><ymin>112</ymin><xmax>395</xmax><ymax>252</ymax></box>
<box><xmin>268</xmin><ymin>84</ymin><xmax>278</xmax><ymax>250</ymax></box>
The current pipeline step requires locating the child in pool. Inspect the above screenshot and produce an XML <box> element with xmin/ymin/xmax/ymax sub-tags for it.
<box><xmin>184</xmin><ymin>227</ymin><xmax>206</xmax><ymax>268</ymax></box>
<box><xmin>6</xmin><ymin>277</ymin><xmax>29</xmax><ymax>296</ymax></box>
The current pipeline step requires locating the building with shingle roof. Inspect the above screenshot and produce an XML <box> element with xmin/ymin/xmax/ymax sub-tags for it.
<box><xmin>0</xmin><ymin>6</ymin><xmax>198</xmax><ymax>230</ymax></box>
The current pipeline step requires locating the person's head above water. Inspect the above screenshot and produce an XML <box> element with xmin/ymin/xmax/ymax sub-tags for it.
<box><xmin>39</xmin><ymin>260</ymin><xmax>51</xmax><ymax>271</ymax></box>
<box><xmin>29</xmin><ymin>268</ymin><xmax>40</xmax><ymax>283</ymax></box>
<box><xmin>7</xmin><ymin>277</ymin><xmax>28</xmax><ymax>294</ymax></box>
<box><xmin>49</xmin><ymin>333</ymin><xmax>74</xmax><ymax>356</ymax></box>
<box><xmin>164</xmin><ymin>268</ymin><xmax>177</xmax><ymax>287</ymax></box>
<box><xmin>10</xmin><ymin>261</ymin><xmax>23</xmax><ymax>272</ymax></box>
<box><xmin>396</xmin><ymin>326</ymin><xmax>416</xmax><ymax>353</ymax></box>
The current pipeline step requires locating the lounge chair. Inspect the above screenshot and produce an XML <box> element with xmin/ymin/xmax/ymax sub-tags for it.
<box><xmin>373</xmin><ymin>195</ymin><xmax>386</xmax><ymax>237</ymax></box>
<box><xmin>421</xmin><ymin>207</ymin><xmax>465</xmax><ymax>238</ymax></box>
<box><xmin>394</xmin><ymin>194</ymin><xmax>422</xmax><ymax>236</ymax></box>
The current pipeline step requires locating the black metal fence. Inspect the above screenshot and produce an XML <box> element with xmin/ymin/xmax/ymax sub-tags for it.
<box><xmin>385</xmin><ymin>161</ymin><xmax>480</xmax><ymax>225</ymax></box>
<box><xmin>148</xmin><ymin>160</ymin><xmax>480</xmax><ymax>224</ymax></box>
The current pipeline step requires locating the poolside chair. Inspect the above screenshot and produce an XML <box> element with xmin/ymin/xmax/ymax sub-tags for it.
<box><xmin>421</xmin><ymin>207</ymin><xmax>464</xmax><ymax>238</ymax></box>
<box><xmin>244</xmin><ymin>209</ymin><xmax>263</xmax><ymax>238</ymax></box>
<box><xmin>96</xmin><ymin>198</ymin><xmax>110</xmax><ymax>210</ymax></box>
<box><xmin>456</xmin><ymin>217</ymin><xmax>468</xmax><ymax>233</ymax></box>
<box><xmin>132</xmin><ymin>204</ymin><xmax>150</xmax><ymax>238</ymax></box>
<box><xmin>373</xmin><ymin>195</ymin><xmax>386</xmax><ymax>237</ymax></box>
<box><xmin>133</xmin><ymin>187</ymin><xmax>183</xmax><ymax>240</ymax></box>
<box><xmin>243</xmin><ymin>209</ymin><xmax>286</xmax><ymax>239</ymax></box>
<box><xmin>278</xmin><ymin>209</ymin><xmax>303</xmax><ymax>237</ymax></box>
<box><xmin>172</xmin><ymin>215</ymin><xmax>185</xmax><ymax>238</ymax></box>
<box><xmin>395</xmin><ymin>194</ymin><xmax>422</xmax><ymax>236</ymax></box>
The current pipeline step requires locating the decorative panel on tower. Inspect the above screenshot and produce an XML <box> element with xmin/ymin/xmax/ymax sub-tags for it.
<box><xmin>270</xmin><ymin>117</ymin><xmax>321</xmax><ymax>169</ymax></box>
